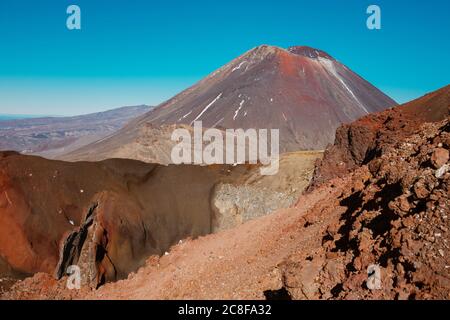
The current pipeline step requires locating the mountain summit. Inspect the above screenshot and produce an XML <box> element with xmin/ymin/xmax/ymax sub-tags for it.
<box><xmin>287</xmin><ymin>45</ymin><xmax>335</xmax><ymax>60</ymax></box>
<box><xmin>65</xmin><ymin>45</ymin><xmax>397</xmax><ymax>162</ymax></box>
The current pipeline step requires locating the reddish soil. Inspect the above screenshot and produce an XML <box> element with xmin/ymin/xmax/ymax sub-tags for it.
<box><xmin>2</xmin><ymin>86</ymin><xmax>449</xmax><ymax>300</ymax></box>
<box><xmin>4</xmin><ymin>116</ymin><xmax>450</xmax><ymax>300</ymax></box>
<box><xmin>0</xmin><ymin>152</ymin><xmax>255</xmax><ymax>288</ymax></box>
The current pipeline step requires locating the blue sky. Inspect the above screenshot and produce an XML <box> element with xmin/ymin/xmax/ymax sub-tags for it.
<box><xmin>0</xmin><ymin>0</ymin><xmax>449</xmax><ymax>116</ymax></box>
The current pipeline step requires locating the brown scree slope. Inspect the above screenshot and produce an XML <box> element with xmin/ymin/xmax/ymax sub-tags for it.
<box><xmin>3</xmin><ymin>86</ymin><xmax>449</xmax><ymax>300</ymax></box>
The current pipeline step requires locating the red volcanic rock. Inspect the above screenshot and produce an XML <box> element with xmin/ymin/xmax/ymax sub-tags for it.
<box><xmin>0</xmin><ymin>152</ymin><xmax>248</xmax><ymax>287</ymax></box>
<box><xmin>414</xmin><ymin>180</ymin><xmax>431</xmax><ymax>199</ymax></box>
<box><xmin>431</xmin><ymin>148</ymin><xmax>449</xmax><ymax>169</ymax></box>
<box><xmin>309</xmin><ymin>85</ymin><xmax>450</xmax><ymax>189</ymax></box>
<box><xmin>4</xmin><ymin>115</ymin><xmax>450</xmax><ymax>300</ymax></box>
<box><xmin>8</xmin><ymin>116</ymin><xmax>450</xmax><ymax>300</ymax></box>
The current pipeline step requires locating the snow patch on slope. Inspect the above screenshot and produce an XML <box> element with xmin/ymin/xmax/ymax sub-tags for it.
<box><xmin>231</xmin><ymin>61</ymin><xmax>247</xmax><ymax>72</ymax></box>
<box><xmin>212</xmin><ymin>117</ymin><xmax>224</xmax><ymax>128</ymax></box>
<box><xmin>318</xmin><ymin>57</ymin><xmax>369</xmax><ymax>114</ymax></box>
<box><xmin>233</xmin><ymin>100</ymin><xmax>246</xmax><ymax>121</ymax></box>
<box><xmin>178</xmin><ymin>110</ymin><xmax>193</xmax><ymax>122</ymax></box>
<box><xmin>191</xmin><ymin>93</ymin><xmax>223</xmax><ymax>124</ymax></box>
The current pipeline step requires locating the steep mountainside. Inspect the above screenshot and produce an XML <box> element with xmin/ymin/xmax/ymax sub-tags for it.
<box><xmin>65</xmin><ymin>45</ymin><xmax>396</xmax><ymax>163</ymax></box>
